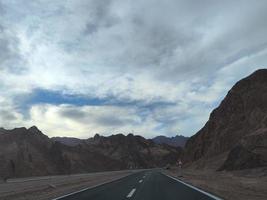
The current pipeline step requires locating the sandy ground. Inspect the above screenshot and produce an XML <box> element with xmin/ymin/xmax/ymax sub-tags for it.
<box><xmin>165</xmin><ymin>167</ymin><xmax>267</xmax><ymax>200</ymax></box>
<box><xmin>0</xmin><ymin>170</ymin><xmax>139</xmax><ymax>200</ymax></box>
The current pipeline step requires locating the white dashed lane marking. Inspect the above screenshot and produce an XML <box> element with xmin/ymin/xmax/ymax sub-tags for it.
<box><xmin>139</xmin><ymin>179</ymin><xmax>143</xmax><ymax>183</ymax></box>
<box><xmin>127</xmin><ymin>188</ymin><xmax>136</xmax><ymax>198</ymax></box>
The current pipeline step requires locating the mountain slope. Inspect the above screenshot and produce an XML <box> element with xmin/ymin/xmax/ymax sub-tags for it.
<box><xmin>0</xmin><ymin>126</ymin><xmax>57</xmax><ymax>178</ymax></box>
<box><xmin>184</xmin><ymin>69</ymin><xmax>267</xmax><ymax>170</ymax></box>
<box><xmin>153</xmin><ymin>135</ymin><xmax>188</xmax><ymax>147</ymax></box>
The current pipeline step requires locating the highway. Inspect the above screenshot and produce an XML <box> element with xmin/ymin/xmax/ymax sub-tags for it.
<box><xmin>53</xmin><ymin>170</ymin><xmax>222</xmax><ymax>200</ymax></box>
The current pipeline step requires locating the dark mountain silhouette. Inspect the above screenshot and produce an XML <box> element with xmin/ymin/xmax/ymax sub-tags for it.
<box><xmin>153</xmin><ymin>135</ymin><xmax>188</xmax><ymax>147</ymax></box>
<box><xmin>0</xmin><ymin>127</ymin><xmax>182</xmax><ymax>178</ymax></box>
<box><xmin>184</xmin><ymin>69</ymin><xmax>267</xmax><ymax>170</ymax></box>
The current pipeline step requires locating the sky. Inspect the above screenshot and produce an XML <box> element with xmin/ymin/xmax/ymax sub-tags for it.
<box><xmin>0</xmin><ymin>0</ymin><xmax>267</xmax><ymax>138</ymax></box>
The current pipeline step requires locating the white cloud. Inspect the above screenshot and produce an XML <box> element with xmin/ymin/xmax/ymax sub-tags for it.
<box><xmin>25</xmin><ymin>104</ymin><xmax>153</xmax><ymax>138</ymax></box>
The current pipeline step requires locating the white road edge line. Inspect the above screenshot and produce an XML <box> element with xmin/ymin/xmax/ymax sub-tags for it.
<box><xmin>139</xmin><ymin>179</ymin><xmax>143</xmax><ymax>183</ymax></box>
<box><xmin>127</xmin><ymin>188</ymin><xmax>136</xmax><ymax>198</ymax></box>
<box><xmin>163</xmin><ymin>173</ymin><xmax>223</xmax><ymax>200</ymax></box>
<box><xmin>51</xmin><ymin>174</ymin><xmax>131</xmax><ymax>200</ymax></box>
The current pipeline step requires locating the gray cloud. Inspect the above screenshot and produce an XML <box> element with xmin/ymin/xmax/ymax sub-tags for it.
<box><xmin>60</xmin><ymin>108</ymin><xmax>86</xmax><ymax>120</ymax></box>
<box><xmin>96</xmin><ymin>115</ymin><xmax>132</xmax><ymax>127</ymax></box>
<box><xmin>0</xmin><ymin>11</ymin><xmax>25</xmax><ymax>74</ymax></box>
<box><xmin>0</xmin><ymin>109</ymin><xmax>17</xmax><ymax>121</ymax></box>
<box><xmin>84</xmin><ymin>0</ymin><xmax>118</xmax><ymax>35</ymax></box>
<box><xmin>61</xmin><ymin>0</ymin><xmax>267</xmax><ymax>81</ymax></box>
<box><xmin>59</xmin><ymin>105</ymin><xmax>139</xmax><ymax>127</ymax></box>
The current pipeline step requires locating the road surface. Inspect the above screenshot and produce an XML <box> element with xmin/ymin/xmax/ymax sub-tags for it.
<box><xmin>54</xmin><ymin>170</ymin><xmax>222</xmax><ymax>200</ymax></box>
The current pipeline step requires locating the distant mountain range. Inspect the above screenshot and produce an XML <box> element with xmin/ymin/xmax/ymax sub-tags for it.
<box><xmin>52</xmin><ymin>134</ymin><xmax>189</xmax><ymax>148</ymax></box>
<box><xmin>184</xmin><ymin>69</ymin><xmax>267</xmax><ymax>170</ymax></box>
<box><xmin>152</xmin><ymin>135</ymin><xmax>188</xmax><ymax>147</ymax></box>
<box><xmin>0</xmin><ymin>128</ymin><xmax>182</xmax><ymax>179</ymax></box>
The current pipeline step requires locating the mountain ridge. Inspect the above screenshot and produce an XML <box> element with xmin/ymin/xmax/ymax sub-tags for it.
<box><xmin>184</xmin><ymin>69</ymin><xmax>267</xmax><ymax>170</ymax></box>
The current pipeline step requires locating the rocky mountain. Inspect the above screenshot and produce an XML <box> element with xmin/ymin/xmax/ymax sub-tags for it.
<box><xmin>86</xmin><ymin>133</ymin><xmax>183</xmax><ymax>169</ymax></box>
<box><xmin>0</xmin><ymin>126</ymin><xmax>56</xmax><ymax>178</ymax></box>
<box><xmin>51</xmin><ymin>137</ymin><xmax>84</xmax><ymax>146</ymax></box>
<box><xmin>153</xmin><ymin>135</ymin><xmax>188</xmax><ymax>147</ymax></box>
<box><xmin>184</xmin><ymin>69</ymin><xmax>267</xmax><ymax>170</ymax></box>
<box><xmin>0</xmin><ymin>127</ymin><xmax>182</xmax><ymax>179</ymax></box>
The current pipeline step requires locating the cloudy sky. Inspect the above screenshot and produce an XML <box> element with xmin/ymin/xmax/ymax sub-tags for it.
<box><xmin>0</xmin><ymin>0</ymin><xmax>266</xmax><ymax>138</ymax></box>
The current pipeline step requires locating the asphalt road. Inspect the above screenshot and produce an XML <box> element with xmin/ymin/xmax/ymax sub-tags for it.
<box><xmin>54</xmin><ymin>170</ymin><xmax>221</xmax><ymax>200</ymax></box>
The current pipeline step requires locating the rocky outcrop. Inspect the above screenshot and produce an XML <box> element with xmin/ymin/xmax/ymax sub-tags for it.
<box><xmin>219</xmin><ymin>128</ymin><xmax>267</xmax><ymax>170</ymax></box>
<box><xmin>184</xmin><ymin>69</ymin><xmax>267</xmax><ymax>170</ymax></box>
<box><xmin>0</xmin><ymin>127</ymin><xmax>55</xmax><ymax>178</ymax></box>
<box><xmin>51</xmin><ymin>137</ymin><xmax>84</xmax><ymax>146</ymax></box>
<box><xmin>153</xmin><ymin>135</ymin><xmax>188</xmax><ymax>147</ymax></box>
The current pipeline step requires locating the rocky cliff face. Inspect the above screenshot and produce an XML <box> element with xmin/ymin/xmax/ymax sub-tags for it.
<box><xmin>184</xmin><ymin>69</ymin><xmax>267</xmax><ymax>170</ymax></box>
<box><xmin>218</xmin><ymin>128</ymin><xmax>267</xmax><ymax>170</ymax></box>
<box><xmin>0</xmin><ymin>126</ymin><xmax>56</xmax><ymax>178</ymax></box>
<box><xmin>0</xmin><ymin>128</ymin><xmax>181</xmax><ymax>178</ymax></box>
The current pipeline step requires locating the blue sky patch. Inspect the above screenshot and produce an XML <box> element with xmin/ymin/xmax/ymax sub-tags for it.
<box><xmin>26</xmin><ymin>88</ymin><xmax>108</xmax><ymax>106</ymax></box>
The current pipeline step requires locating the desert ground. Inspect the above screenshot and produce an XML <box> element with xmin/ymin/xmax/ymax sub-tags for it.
<box><xmin>0</xmin><ymin>170</ymin><xmax>138</xmax><ymax>200</ymax></box>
